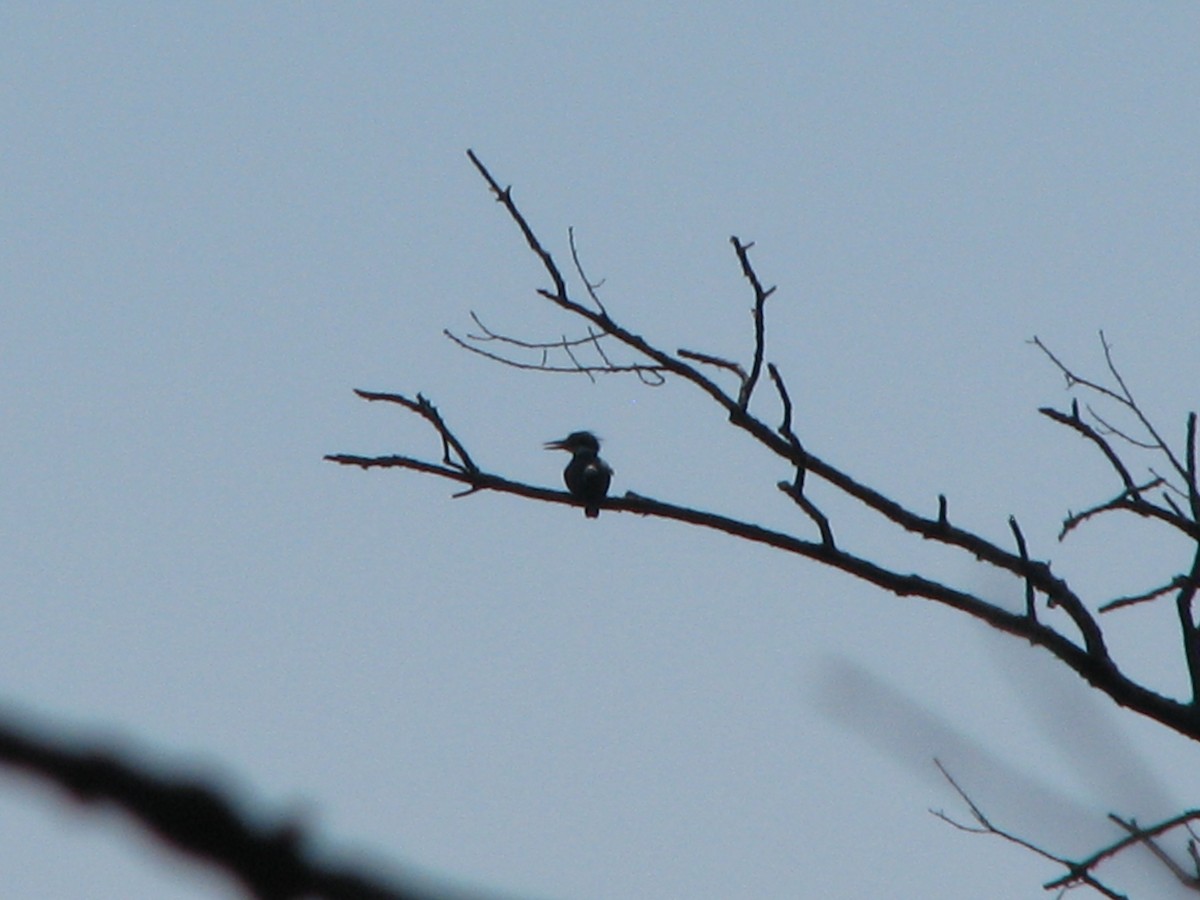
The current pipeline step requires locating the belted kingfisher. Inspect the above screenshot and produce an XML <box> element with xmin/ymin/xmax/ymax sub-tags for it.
<box><xmin>544</xmin><ymin>431</ymin><xmax>613</xmax><ymax>518</ymax></box>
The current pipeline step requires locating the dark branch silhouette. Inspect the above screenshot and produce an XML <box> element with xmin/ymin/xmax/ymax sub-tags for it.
<box><xmin>0</xmin><ymin>709</ymin><xmax>475</xmax><ymax>900</ymax></box>
<box><xmin>323</xmin><ymin>151</ymin><xmax>1200</xmax><ymax>896</ymax></box>
<box><xmin>729</xmin><ymin>235</ymin><xmax>776</xmax><ymax>410</ymax></box>
<box><xmin>330</xmin><ymin>152</ymin><xmax>1200</xmax><ymax>732</ymax></box>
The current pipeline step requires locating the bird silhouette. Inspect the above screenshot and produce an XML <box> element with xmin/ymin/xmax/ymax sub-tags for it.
<box><xmin>544</xmin><ymin>431</ymin><xmax>613</xmax><ymax>518</ymax></box>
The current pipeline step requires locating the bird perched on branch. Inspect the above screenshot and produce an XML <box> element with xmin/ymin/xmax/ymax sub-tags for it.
<box><xmin>544</xmin><ymin>431</ymin><xmax>613</xmax><ymax>518</ymax></box>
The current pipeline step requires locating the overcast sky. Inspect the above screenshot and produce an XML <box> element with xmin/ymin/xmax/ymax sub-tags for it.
<box><xmin>4</xmin><ymin>4</ymin><xmax>1200</xmax><ymax>898</ymax></box>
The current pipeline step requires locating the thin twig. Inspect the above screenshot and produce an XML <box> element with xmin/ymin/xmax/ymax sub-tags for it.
<box><xmin>1009</xmin><ymin>516</ymin><xmax>1037</xmax><ymax>621</ymax></box>
<box><xmin>1089</xmin><ymin>404</ymin><xmax>1158</xmax><ymax>450</ymax></box>
<box><xmin>568</xmin><ymin>226</ymin><xmax>608</xmax><ymax>316</ymax></box>
<box><xmin>933</xmin><ymin>760</ymin><xmax>1127</xmax><ymax>899</ymax></box>
<box><xmin>1033</xmin><ymin>333</ymin><xmax>1192</xmax><ymax>485</ymax></box>
<box><xmin>464</xmin><ymin>311</ymin><xmax>603</xmax><ymax>351</ymax></box>
<box><xmin>560</xmin><ymin>333</ymin><xmax>596</xmax><ymax>382</ymax></box>
<box><xmin>677</xmin><ymin>348</ymin><xmax>748</xmax><ymax>380</ymax></box>
<box><xmin>778</xmin><ymin>481</ymin><xmax>835</xmax><ymax>547</ymax></box>
<box><xmin>352</xmin><ymin>390</ymin><xmax>478</xmax><ymax>473</ymax></box>
<box><xmin>730</xmin><ymin>236</ymin><xmax>775</xmax><ymax>411</ymax></box>
<box><xmin>766</xmin><ymin>363</ymin><xmax>829</xmax><ymax>543</ymax></box>
<box><xmin>443</xmin><ymin>330</ymin><xmax>667</xmax><ymax>383</ymax></box>
<box><xmin>467</xmin><ymin>148</ymin><xmax>567</xmax><ymax>302</ymax></box>
<box><xmin>1039</xmin><ymin>406</ymin><xmax>1138</xmax><ymax>495</ymax></box>
<box><xmin>589</xmin><ymin>327</ymin><xmax>616</xmax><ymax>369</ymax></box>
<box><xmin>1055</xmin><ymin>478</ymin><xmax>1200</xmax><ymax>542</ymax></box>
<box><xmin>1100</xmin><ymin>577</ymin><xmax>1190</xmax><ymax>613</ymax></box>
<box><xmin>1187</xmin><ymin>412</ymin><xmax>1199</xmax><ymax>521</ymax></box>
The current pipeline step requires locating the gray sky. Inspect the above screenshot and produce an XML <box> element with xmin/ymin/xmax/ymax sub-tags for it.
<box><xmin>3</xmin><ymin>4</ymin><xmax>1200</xmax><ymax>898</ymax></box>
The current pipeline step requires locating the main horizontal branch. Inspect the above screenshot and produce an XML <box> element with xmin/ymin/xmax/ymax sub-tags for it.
<box><xmin>324</xmin><ymin>450</ymin><xmax>1198</xmax><ymax>740</ymax></box>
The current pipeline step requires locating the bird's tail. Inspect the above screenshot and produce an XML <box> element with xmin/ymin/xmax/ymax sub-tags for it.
<box><xmin>585</xmin><ymin>506</ymin><xmax>600</xmax><ymax>519</ymax></box>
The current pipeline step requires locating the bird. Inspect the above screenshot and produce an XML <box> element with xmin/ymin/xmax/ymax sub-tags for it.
<box><xmin>544</xmin><ymin>431</ymin><xmax>613</xmax><ymax>518</ymax></box>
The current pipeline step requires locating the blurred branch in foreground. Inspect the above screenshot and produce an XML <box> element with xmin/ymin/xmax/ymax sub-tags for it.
<box><xmin>0</xmin><ymin>707</ymin><xmax>500</xmax><ymax>900</ymax></box>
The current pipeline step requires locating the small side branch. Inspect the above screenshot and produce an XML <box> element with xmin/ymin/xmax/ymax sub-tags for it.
<box><xmin>462</xmin><ymin>311</ymin><xmax>597</xmax><ymax>352</ymax></box>
<box><xmin>467</xmin><ymin>148</ymin><xmax>567</xmax><ymax>302</ymax></box>
<box><xmin>730</xmin><ymin>236</ymin><xmax>776</xmax><ymax>411</ymax></box>
<box><xmin>443</xmin><ymin>317</ymin><xmax>669</xmax><ymax>384</ymax></box>
<box><xmin>1039</xmin><ymin>405</ymin><xmax>1137</xmax><ymax>495</ymax></box>
<box><xmin>1040</xmin><ymin>404</ymin><xmax>1199</xmax><ymax>540</ymax></box>
<box><xmin>1033</xmin><ymin>333</ymin><xmax>1195</xmax><ymax>489</ymax></box>
<box><xmin>767</xmin><ymin>363</ymin><xmax>831</xmax><ymax>544</ymax></box>
<box><xmin>767</xmin><ymin>363</ymin><xmax>797</xmax><ymax>441</ymax></box>
<box><xmin>1187</xmin><ymin>411</ymin><xmax>1199</xmax><ymax>521</ymax></box>
<box><xmin>1058</xmin><ymin>478</ymin><xmax>1175</xmax><ymax>540</ymax></box>
<box><xmin>464</xmin><ymin>152</ymin><xmax>741</xmax><ymax>401</ymax></box>
<box><xmin>1100</xmin><ymin>576</ymin><xmax>1190</xmax><ymax>614</ymax></box>
<box><xmin>352</xmin><ymin>390</ymin><xmax>478</xmax><ymax>473</ymax></box>
<box><xmin>568</xmin><ymin>226</ymin><xmax>608</xmax><ymax>317</ymax></box>
<box><xmin>1008</xmin><ymin>516</ymin><xmax>1037</xmax><ymax>620</ymax></box>
<box><xmin>678</xmin><ymin>348</ymin><xmax>748</xmax><ymax>383</ymax></box>
<box><xmin>778</xmin><ymin>481</ymin><xmax>835</xmax><ymax>547</ymax></box>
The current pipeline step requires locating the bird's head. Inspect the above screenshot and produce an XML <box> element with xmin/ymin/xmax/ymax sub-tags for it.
<box><xmin>544</xmin><ymin>431</ymin><xmax>601</xmax><ymax>454</ymax></box>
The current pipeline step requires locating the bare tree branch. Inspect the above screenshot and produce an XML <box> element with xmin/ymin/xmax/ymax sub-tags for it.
<box><xmin>442</xmin><ymin>327</ymin><xmax>668</xmax><ymax>383</ymax></box>
<box><xmin>463</xmin><ymin>311</ymin><xmax>597</xmax><ymax>352</ymax></box>
<box><xmin>1100</xmin><ymin>576</ymin><xmax>1190</xmax><ymax>614</ymax></box>
<box><xmin>330</xmin><ymin>153</ymin><xmax>1200</xmax><ymax>748</ymax></box>
<box><xmin>326</xmin><ymin>443</ymin><xmax>1195</xmax><ymax>744</ymax></box>
<box><xmin>1057</xmin><ymin>478</ymin><xmax>1176</xmax><ymax>541</ymax></box>
<box><xmin>328</xmin><ymin>155</ymin><xmax>1200</xmax><ymax>899</ymax></box>
<box><xmin>1038</xmin><ymin>406</ymin><xmax>1199</xmax><ymax>541</ymax></box>
<box><xmin>0</xmin><ymin>711</ymin><xmax>456</xmax><ymax>900</ymax></box>
<box><xmin>467</xmin><ymin>148</ymin><xmax>567</xmax><ymax>303</ymax></box>
<box><xmin>730</xmin><ymin>236</ymin><xmax>776</xmax><ymax>411</ymax></box>
<box><xmin>351</xmin><ymin>390</ymin><xmax>478</xmax><ymax>473</ymax></box>
<box><xmin>1008</xmin><ymin>516</ymin><xmax>1037</xmax><ymax>621</ymax></box>
<box><xmin>677</xmin><ymin>348</ymin><xmax>747</xmax><ymax>381</ymax></box>
<box><xmin>1187</xmin><ymin>411</ymin><xmax>1199</xmax><ymax>521</ymax></box>
<box><xmin>452</xmin><ymin>311</ymin><xmax>664</xmax><ymax>383</ymax></box>
<box><xmin>567</xmin><ymin>226</ymin><xmax>608</xmax><ymax>317</ymax></box>
<box><xmin>1033</xmin><ymin>333</ymin><xmax>1195</xmax><ymax>489</ymax></box>
<box><xmin>1038</xmin><ymin>405</ymin><xmax>1140</xmax><ymax>497</ymax></box>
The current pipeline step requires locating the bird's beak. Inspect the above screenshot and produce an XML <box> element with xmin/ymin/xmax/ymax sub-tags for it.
<box><xmin>544</xmin><ymin>438</ymin><xmax>568</xmax><ymax>451</ymax></box>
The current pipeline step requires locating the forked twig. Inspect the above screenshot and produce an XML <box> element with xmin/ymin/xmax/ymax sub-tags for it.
<box><xmin>352</xmin><ymin>390</ymin><xmax>478</xmax><ymax>473</ymax></box>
